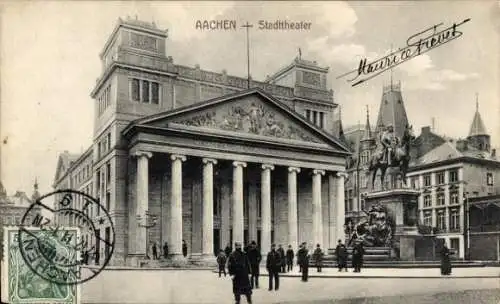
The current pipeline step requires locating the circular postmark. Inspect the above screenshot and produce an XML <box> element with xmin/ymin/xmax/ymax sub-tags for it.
<box><xmin>18</xmin><ymin>189</ymin><xmax>115</xmax><ymax>285</ymax></box>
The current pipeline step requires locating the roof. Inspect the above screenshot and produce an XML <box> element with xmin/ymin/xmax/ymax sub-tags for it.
<box><xmin>53</xmin><ymin>151</ymin><xmax>82</xmax><ymax>185</ymax></box>
<box><xmin>409</xmin><ymin>140</ymin><xmax>500</xmax><ymax>171</ymax></box>
<box><xmin>375</xmin><ymin>82</ymin><xmax>409</xmax><ymax>139</ymax></box>
<box><xmin>123</xmin><ymin>87</ymin><xmax>352</xmax><ymax>155</ymax></box>
<box><xmin>468</xmin><ymin>104</ymin><xmax>488</xmax><ymax>137</ymax></box>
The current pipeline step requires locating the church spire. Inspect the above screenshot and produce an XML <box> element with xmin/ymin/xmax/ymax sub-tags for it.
<box><xmin>468</xmin><ymin>93</ymin><xmax>488</xmax><ymax>137</ymax></box>
<box><xmin>31</xmin><ymin>177</ymin><xmax>40</xmax><ymax>201</ymax></box>
<box><xmin>362</xmin><ymin>105</ymin><xmax>372</xmax><ymax>141</ymax></box>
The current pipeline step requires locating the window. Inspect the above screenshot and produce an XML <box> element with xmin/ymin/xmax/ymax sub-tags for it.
<box><xmin>106</xmin><ymin>162</ymin><xmax>111</xmax><ymax>186</ymax></box>
<box><xmin>423</xmin><ymin>211</ymin><xmax>432</xmax><ymax>226</ymax></box>
<box><xmin>105</xmin><ymin>191</ymin><xmax>111</xmax><ymax>212</ymax></box>
<box><xmin>424</xmin><ymin>174</ymin><xmax>431</xmax><ymax>187</ymax></box>
<box><xmin>424</xmin><ymin>195</ymin><xmax>431</xmax><ymax>207</ymax></box>
<box><xmin>450</xmin><ymin>191</ymin><xmax>459</xmax><ymax>205</ymax></box>
<box><xmin>98</xmin><ymin>85</ymin><xmax>111</xmax><ymax>116</ymax></box>
<box><xmin>450</xmin><ymin>238</ymin><xmax>460</xmax><ymax>256</ymax></box>
<box><xmin>449</xmin><ymin>169</ymin><xmax>458</xmax><ymax>183</ymax></box>
<box><xmin>437</xmin><ymin>192</ymin><xmax>445</xmax><ymax>206</ymax></box>
<box><xmin>449</xmin><ymin>209</ymin><xmax>460</xmax><ymax>230</ymax></box>
<box><xmin>312</xmin><ymin>111</ymin><xmax>318</xmax><ymax>125</ymax></box>
<box><xmin>319</xmin><ymin>112</ymin><xmax>324</xmax><ymax>128</ymax></box>
<box><xmin>130</xmin><ymin>78</ymin><xmax>160</xmax><ymax>104</ymax></box>
<box><xmin>107</xmin><ymin>133</ymin><xmax>111</xmax><ymax>151</ymax></box>
<box><xmin>411</xmin><ymin>177</ymin><xmax>418</xmax><ymax>189</ymax></box>
<box><xmin>306</xmin><ymin>110</ymin><xmax>311</xmax><ymax>121</ymax></box>
<box><xmin>487</xmin><ymin>173</ymin><xmax>494</xmax><ymax>186</ymax></box>
<box><xmin>213</xmin><ymin>186</ymin><xmax>220</xmax><ymax>216</ymax></box>
<box><xmin>436</xmin><ymin>172</ymin><xmax>445</xmax><ymax>185</ymax></box>
<box><xmin>360</xmin><ymin>174</ymin><xmax>367</xmax><ymax>189</ymax></box>
<box><xmin>437</xmin><ymin>210</ymin><xmax>446</xmax><ymax>230</ymax></box>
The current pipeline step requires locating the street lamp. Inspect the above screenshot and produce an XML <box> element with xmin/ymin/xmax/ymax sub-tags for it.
<box><xmin>136</xmin><ymin>211</ymin><xmax>158</xmax><ymax>259</ymax></box>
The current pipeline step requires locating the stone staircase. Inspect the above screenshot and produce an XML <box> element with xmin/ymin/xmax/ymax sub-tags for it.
<box><xmin>308</xmin><ymin>247</ymin><xmax>485</xmax><ymax>268</ymax></box>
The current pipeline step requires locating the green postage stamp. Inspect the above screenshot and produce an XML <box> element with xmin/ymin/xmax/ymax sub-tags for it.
<box><xmin>1</xmin><ymin>226</ymin><xmax>81</xmax><ymax>304</ymax></box>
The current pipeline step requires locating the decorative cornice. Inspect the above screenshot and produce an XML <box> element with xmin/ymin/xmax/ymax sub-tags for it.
<box><xmin>336</xmin><ymin>172</ymin><xmax>349</xmax><ymax>178</ymax></box>
<box><xmin>170</xmin><ymin>154</ymin><xmax>186</xmax><ymax>162</ymax></box>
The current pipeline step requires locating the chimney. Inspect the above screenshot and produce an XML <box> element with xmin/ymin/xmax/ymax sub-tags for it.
<box><xmin>421</xmin><ymin>126</ymin><xmax>431</xmax><ymax>134</ymax></box>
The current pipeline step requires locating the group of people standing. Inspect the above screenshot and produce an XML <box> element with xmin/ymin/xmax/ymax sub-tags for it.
<box><xmin>334</xmin><ymin>239</ymin><xmax>365</xmax><ymax>272</ymax></box>
<box><xmin>217</xmin><ymin>241</ymin><xmax>324</xmax><ymax>304</ymax></box>
<box><xmin>149</xmin><ymin>240</ymin><xmax>189</xmax><ymax>260</ymax></box>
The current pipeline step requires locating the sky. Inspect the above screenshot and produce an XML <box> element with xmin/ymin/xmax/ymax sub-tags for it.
<box><xmin>1</xmin><ymin>1</ymin><xmax>499</xmax><ymax>198</ymax></box>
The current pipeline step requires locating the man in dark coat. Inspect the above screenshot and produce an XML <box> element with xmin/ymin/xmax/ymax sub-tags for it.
<box><xmin>313</xmin><ymin>244</ymin><xmax>324</xmax><ymax>272</ymax></box>
<box><xmin>335</xmin><ymin>239</ymin><xmax>348</xmax><ymax>272</ymax></box>
<box><xmin>301</xmin><ymin>245</ymin><xmax>310</xmax><ymax>282</ymax></box>
<box><xmin>246</xmin><ymin>241</ymin><xmax>262</xmax><ymax>289</ymax></box>
<box><xmin>297</xmin><ymin>242</ymin><xmax>307</xmax><ymax>273</ymax></box>
<box><xmin>286</xmin><ymin>245</ymin><xmax>294</xmax><ymax>272</ymax></box>
<box><xmin>217</xmin><ymin>250</ymin><xmax>227</xmax><ymax>277</ymax></box>
<box><xmin>224</xmin><ymin>242</ymin><xmax>233</xmax><ymax>258</ymax></box>
<box><xmin>228</xmin><ymin>242</ymin><xmax>253</xmax><ymax>304</ymax></box>
<box><xmin>440</xmin><ymin>243</ymin><xmax>452</xmax><ymax>275</ymax></box>
<box><xmin>352</xmin><ymin>241</ymin><xmax>365</xmax><ymax>272</ymax></box>
<box><xmin>152</xmin><ymin>242</ymin><xmax>158</xmax><ymax>260</ymax></box>
<box><xmin>182</xmin><ymin>240</ymin><xmax>188</xmax><ymax>257</ymax></box>
<box><xmin>266</xmin><ymin>244</ymin><xmax>281</xmax><ymax>291</ymax></box>
<box><xmin>277</xmin><ymin>244</ymin><xmax>286</xmax><ymax>272</ymax></box>
<box><xmin>163</xmin><ymin>242</ymin><xmax>169</xmax><ymax>259</ymax></box>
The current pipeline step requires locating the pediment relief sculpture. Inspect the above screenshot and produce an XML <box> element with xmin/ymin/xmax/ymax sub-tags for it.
<box><xmin>175</xmin><ymin>101</ymin><xmax>322</xmax><ymax>143</ymax></box>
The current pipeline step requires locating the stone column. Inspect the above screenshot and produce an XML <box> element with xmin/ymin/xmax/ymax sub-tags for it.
<box><xmin>248</xmin><ymin>182</ymin><xmax>258</xmax><ymax>243</ymax></box>
<box><xmin>135</xmin><ymin>151</ymin><xmax>152</xmax><ymax>257</ymax></box>
<box><xmin>261</xmin><ymin>164</ymin><xmax>274</xmax><ymax>254</ymax></box>
<box><xmin>202</xmin><ymin>158</ymin><xmax>217</xmax><ymax>260</ymax></box>
<box><xmin>312</xmin><ymin>169</ymin><xmax>325</xmax><ymax>247</ymax></box>
<box><xmin>232</xmin><ymin>161</ymin><xmax>247</xmax><ymax>245</ymax></box>
<box><xmin>288</xmin><ymin>166</ymin><xmax>300</xmax><ymax>251</ymax></box>
<box><xmin>170</xmin><ymin>154</ymin><xmax>186</xmax><ymax>261</ymax></box>
<box><xmin>336</xmin><ymin>172</ymin><xmax>347</xmax><ymax>243</ymax></box>
<box><xmin>328</xmin><ymin>173</ymin><xmax>336</xmax><ymax>248</ymax></box>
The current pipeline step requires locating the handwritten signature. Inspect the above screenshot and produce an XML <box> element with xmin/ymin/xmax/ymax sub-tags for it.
<box><xmin>337</xmin><ymin>19</ymin><xmax>471</xmax><ymax>87</ymax></box>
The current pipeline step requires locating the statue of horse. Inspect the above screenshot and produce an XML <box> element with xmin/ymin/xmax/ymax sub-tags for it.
<box><xmin>368</xmin><ymin>124</ymin><xmax>415</xmax><ymax>190</ymax></box>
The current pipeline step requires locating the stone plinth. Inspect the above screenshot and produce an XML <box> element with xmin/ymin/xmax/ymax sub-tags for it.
<box><xmin>364</xmin><ymin>188</ymin><xmax>421</xmax><ymax>261</ymax></box>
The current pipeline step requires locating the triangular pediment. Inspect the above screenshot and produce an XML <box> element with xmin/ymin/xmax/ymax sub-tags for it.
<box><xmin>135</xmin><ymin>89</ymin><xmax>350</xmax><ymax>153</ymax></box>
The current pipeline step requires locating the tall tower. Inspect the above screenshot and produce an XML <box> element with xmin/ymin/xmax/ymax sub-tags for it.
<box><xmin>467</xmin><ymin>94</ymin><xmax>490</xmax><ymax>151</ymax></box>
<box><xmin>375</xmin><ymin>82</ymin><xmax>409</xmax><ymax>139</ymax></box>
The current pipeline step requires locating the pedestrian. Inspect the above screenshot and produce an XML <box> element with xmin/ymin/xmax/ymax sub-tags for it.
<box><xmin>163</xmin><ymin>242</ymin><xmax>169</xmax><ymax>259</ymax></box>
<box><xmin>224</xmin><ymin>242</ymin><xmax>232</xmax><ymax>258</ymax></box>
<box><xmin>217</xmin><ymin>250</ymin><xmax>227</xmax><ymax>277</ymax></box>
<box><xmin>301</xmin><ymin>244</ymin><xmax>310</xmax><ymax>282</ymax></box>
<box><xmin>152</xmin><ymin>242</ymin><xmax>158</xmax><ymax>260</ymax></box>
<box><xmin>266</xmin><ymin>244</ymin><xmax>281</xmax><ymax>291</ymax></box>
<box><xmin>228</xmin><ymin>242</ymin><xmax>252</xmax><ymax>304</ymax></box>
<box><xmin>440</xmin><ymin>243</ymin><xmax>452</xmax><ymax>275</ymax></box>
<box><xmin>182</xmin><ymin>240</ymin><xmax>188</xmax><ymax>257</ymax></box>
<box><xmin>335</xmin><ymin>239</ymin><xmax>348</xmax><ymax>272</ymax></box>
<box><xmin>95</xmin><ymin>250</ymin><xmax>100</xmax><ymax>265</ymax></box>
<box><xmin>286</xmin><ymin>245</ymin><xmax>294</xmax><ymax>272</ymax></box>
<box><xmin>313</xmin><ymin>244</ymin><xmax>323</xmax><ymax>272</ymax></box>
<box><xmin>297</xmin><ymin>243</ymin><xmax>305</xmax><ymax>272</ymax></box>
<box><xmin>277</xmin><ymin>244</ymin><xmax>286</xmax><ymax>273</ymax></box>
<box><xmin>246</xmin><ymin>241</ymin><xmax>262</xmax><ymax>289</ymax></box>
<box><xmin>352</xmin><ymin>241</ymin><xmax>365</xmax><ymax>272</ymax></box>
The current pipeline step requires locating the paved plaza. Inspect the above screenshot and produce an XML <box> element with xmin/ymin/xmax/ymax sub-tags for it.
<box><xmin>80</xmin><ymin>268</ymin><xmax>500</xmax><ymax>303</ymax></box>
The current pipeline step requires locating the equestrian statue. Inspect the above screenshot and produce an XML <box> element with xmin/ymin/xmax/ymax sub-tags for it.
<box><xmin>368</xmin><ymin>124</ymin><xmax>415</xmax><ymax>190</ymax></box>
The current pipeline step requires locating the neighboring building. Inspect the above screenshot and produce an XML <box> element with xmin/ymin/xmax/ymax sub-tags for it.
<box><xmin>344</xmin><ymin>80</ymin><xmax>499</xmax><ymax>259</ymax></box>
<box><xmin>468</xmin><ymin>194</ymin><xmax>500</xmax><ymax>261</ymax></box>
<box><xmin>0</xmin><ymin>181</ymin><xmax>41</xmax><ymax>259</ymax></box>
<box><xmin>53</xmin><ymin>17</ymin><xmax>350</xmax><ymax>266</ymax></box>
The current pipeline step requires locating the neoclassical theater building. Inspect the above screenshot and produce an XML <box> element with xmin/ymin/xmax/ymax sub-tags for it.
<box><xmin>53</xmin><ymin>17</ymin><xmax>350</xmax><ymax>266</ymax></box>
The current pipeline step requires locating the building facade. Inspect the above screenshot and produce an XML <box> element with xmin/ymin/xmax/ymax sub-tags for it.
<box><xmin>345</xmin><ymin>83</ymin><xmax>500</xmax><ymax>259</ymax></box>
<box><xmin>469</xmin><ymin>194</ymin><xmax>500</xmax><ymax>261</ymax></box>
<box><xmin>53</xmin><ymin>17</ymin><xmax>350</xmax><ymax>266</ymax></box>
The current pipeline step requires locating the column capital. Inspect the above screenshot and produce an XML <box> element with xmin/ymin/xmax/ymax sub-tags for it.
<box><xmin>313</xmin><ymin>169</ymin><xmax>325</xmax><ymax>176</ymax></box>
<box><xmin>261</xmin><ymin>164</ymin><xmax>275</xmax><ymax>171</ymax></box>
<box><xmin>336</xmin><ymin>171</ymin><xmax>348</xmax><ymax>178</ymax></box>
<box><xmin>232</xmin><ymin>161</ymin><xmax>247</xmax><ymax>168</ymax></box>
<box><xmin>288</xmin><ymin>166</ymin><xmax>301</xmax><ymax>174</ymax></box>
<box><xmin>133</xmin><ymin>151</ymin><xmax>153</xmax><ymax>159</ymax></box>
<box><xmin>171</xmin><ymin>154</ymin><xmax>187</xmax><ymax>162</ymax></box>
<box><xmin>202</xmin><ymin>158</ymin><xmax>218</xmax><ymax>165</ymax></box>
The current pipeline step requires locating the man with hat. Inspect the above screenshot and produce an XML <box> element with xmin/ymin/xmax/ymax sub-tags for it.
<box><xmin>266</xmin><ymin>243</ymin><xmax>281</xmax><ymax>291</ymax></box>
<box><xmin>246</xmin><ymin>240</ymin><xmax>262</xmax><ymax>289</ymax></box>
<box><xmin>228</xmin><ymin>242</ymin><xmax>253</xmax><ymax>303</ymax></box>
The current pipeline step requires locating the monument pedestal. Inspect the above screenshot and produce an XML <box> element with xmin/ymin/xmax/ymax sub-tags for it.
<box><xmin>364</xmin><ymin>189</ymin><xmax>421</xmax><ymax>261</ymax></box>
